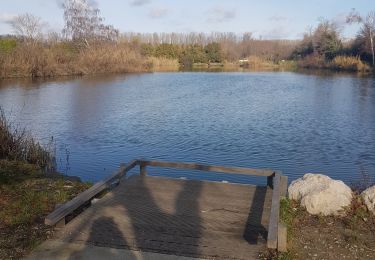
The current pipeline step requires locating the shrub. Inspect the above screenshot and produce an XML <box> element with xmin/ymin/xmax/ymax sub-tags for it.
<box><xmin>296</xmin><ymin>54</ymin><xmax>326</xmax><ymax>69</ymax></box>
<box><xmin>146</xmin><ymin>56</ymin><xmax>179</xmax><ymax>71</ymax></box>
<box><xmin>0</xmin><ymin>107</ymin><xmax>55</xmax><ymax>170</ymax></box>
<box><xmin>243</xmin><ymin>56</ymin><xmax>277</xmax><ymax>69</ymax></box>
<box><xmin>330</xmin><ymin>55</ymin><xmax>370</xmax><ymax>72</ymax></box>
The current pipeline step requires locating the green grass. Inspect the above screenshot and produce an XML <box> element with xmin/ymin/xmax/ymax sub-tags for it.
<box><xmin>0</xmin><ymin>160</ymin><xmax>91</xmax><ymax>258</ymax></box>
<box><xmin>270</xmin><ymin>198</ymin><xmax>308</xmax><ymax>260</ymax></box>
<box><xmin>0</xmin><ymin>39</ymin><xmax>17</xmax><ymax>54</ymax></box>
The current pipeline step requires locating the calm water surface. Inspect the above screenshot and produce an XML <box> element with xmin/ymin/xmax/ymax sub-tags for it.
<box><xmin>0</xmin><ymin>72</ymin><xmax>374</xmax><ymax>184</ymax></box>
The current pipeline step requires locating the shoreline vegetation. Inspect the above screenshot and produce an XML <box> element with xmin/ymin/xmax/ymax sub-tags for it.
<box><xmin>0</xmin><ymin>108</ymin><xmax>91</xmax><ymax>259</ymax></box>
<box><xmin>1</xmin><ymin>4</ymin><xmax>374</xmax><ymax>79</ymax></box>
<box><xmin>0</xmin><ymin>37</ymin><xmax>373</xmax><ymax>80</ymax></box>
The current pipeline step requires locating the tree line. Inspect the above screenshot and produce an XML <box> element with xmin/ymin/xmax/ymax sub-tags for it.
<box><xmin>0</xmin><ymin>0</ymin><xmax>374</xmax><ymax>78</ymax></box>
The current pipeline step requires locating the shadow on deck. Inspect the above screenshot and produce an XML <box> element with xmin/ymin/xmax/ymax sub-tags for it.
<box><xmin>33</xmin><ymin>160</ymin><xmax>287</xmax><ymax>259</ymax></box>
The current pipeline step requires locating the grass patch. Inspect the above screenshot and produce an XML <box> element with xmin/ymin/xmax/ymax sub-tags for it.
<box><xmin>0</xmin><ymin>160</ymin><xmax>91</xmax><ymax>259</ymax></box>
<box><xmin>265</xmin><ymin>196</ymin><xmax>375</xmax><ymax>260</ymax></box>
<box><xmin>330</xmin><ymin>56</ymin><xmax>371</xmax><ymax>72</ymax></box>
<box><xmin>260</xmin><ymin>198</ymin><xmax>301</xmax><ymax>260</ymax></box>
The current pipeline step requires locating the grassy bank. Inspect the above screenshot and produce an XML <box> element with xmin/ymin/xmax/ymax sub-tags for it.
<box><xmin>0</xmin><ymin>108</ymin><xmax>91</xmax><ymax>259</ymax></box>
<box><xmin>0</xmin><ymin>39</ymin><xmax>179</xmax><ymax>79</ymax></box>
<box><xmin>0</xmin><ymin>160</ymin><xmax>91</xmax><ymax>259</ymax></box>
<box><xmin>296</xmin><ymin>55</ymin><xmax>372</xmax><ymax>73</ymax></box>
<box><xmin>260</xmin><ymin>197</ymin><xmax>375</xmax><ymax>260</ymax></box>
<box><xmin>0</xmin><ymin>108</ymin><xmax>54</xmax><ymax>170</ymax></box>
<box><xmin>1</xmin><ymin>37</ymin><xmax>373</xmax><ymax>79</ymax></box>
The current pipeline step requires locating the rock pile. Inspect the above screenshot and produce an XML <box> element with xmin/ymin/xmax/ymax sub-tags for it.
<box><xmin>361</xmin><ymin>186</ymin><xmax>375</xmax><ymax>215</ymax></box>
<box><xmin>288</xmin><ymin>173</ymin><xmax>353</xmax><ymax>216</ymax></box>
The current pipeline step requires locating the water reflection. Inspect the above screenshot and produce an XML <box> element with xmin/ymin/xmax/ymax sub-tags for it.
<box><xmin>0</xmin><ymin>71</ymin><xmax>374</xmax><ymax>184</ymax></box>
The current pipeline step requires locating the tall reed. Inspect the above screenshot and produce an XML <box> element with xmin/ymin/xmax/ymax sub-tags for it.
<box><xmin>0</xmin><ymin>107</ymin><xmax>55</xmax><ymax>171</ymax></box>
<box><xmin>0</xmin><ymin>40</ymin><xmax>173</xmax><ymax>78</ymax></box>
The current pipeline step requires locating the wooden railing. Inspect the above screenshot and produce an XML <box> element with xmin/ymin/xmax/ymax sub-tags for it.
<box><xmin>44</xmin><ymin>160</ymin><xmax>138</xmax><ymax>226</ymax></box>
<box><xmin>45</xmin><ymin>159</ymin><xmax>288</xmax><ymax>251</ymax></box>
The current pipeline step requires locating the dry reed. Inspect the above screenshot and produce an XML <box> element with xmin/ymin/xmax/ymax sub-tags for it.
<box><xmin>0</xmin><ymin>107</ymin><xmax>55</xmax><ymax>171</ymax></box>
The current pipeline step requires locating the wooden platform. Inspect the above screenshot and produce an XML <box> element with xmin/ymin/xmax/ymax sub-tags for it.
<box><xmin>54</xmin><ymin>175</ymin><xmax>273</xmax><ymax>259</ymax></box>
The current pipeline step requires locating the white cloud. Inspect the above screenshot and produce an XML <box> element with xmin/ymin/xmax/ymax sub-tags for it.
<box><xmin>207</xmin><ymin>7</ymin><xmax>236</xmax><ymax>23</ymax></box>
<box><xmin>0</xmin><ymin>13</ymin><xmax>17</xmax><ymax>24</ymax></box>
<box><xmin>262</xmin><ymin>26</ymin><xmax>292</xmax><ymax>39</ymax></box>
<box><xmin>130</xmin><ymin>0</ymin><xmax>151</xmax><ymax>7</ymax></box>
<box><xmin>148</xmin><ymin>7</ymin><xmax>169</xmax><ymax>19</ymax></box>
<box><xmin>269</xmin><ymin>15</ymin><xmax>288</xmax><ymax>22</ymax></box>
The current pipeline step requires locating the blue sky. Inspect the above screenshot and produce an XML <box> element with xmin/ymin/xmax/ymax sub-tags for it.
<box><xmin>0</xmin><ymin>0</ymin><xmax>373</xmax><ymax>39</ymax></box>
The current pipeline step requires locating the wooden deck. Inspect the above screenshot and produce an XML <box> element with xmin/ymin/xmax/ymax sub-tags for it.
<box><xmin>54</xmin><ymin>175</ymin><xmax>273</xmax><ymax>259</ymax></box>
<box><xmin>44</xmin><ymin>159</ymin><xmax>288</xmax><ymax>259</ymax></box>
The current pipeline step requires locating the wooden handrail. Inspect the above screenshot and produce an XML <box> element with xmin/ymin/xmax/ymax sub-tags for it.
<box><xmin>137</xmin><ymin>159</ymin><xmax>275</xmax><ymax>177</ymax></box>
<box><xmin>45</xmin><ymin>160</ymin><xmax>138</xmax><ymax>226</ymax></box>
<box><xmin>45</xmin><ymin>158</ymin><xmax>287</xmax><ymax>252</ymax></box>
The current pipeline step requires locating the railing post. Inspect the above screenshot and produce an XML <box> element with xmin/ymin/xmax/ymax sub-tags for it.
<box><xmin>140</xmin><ymin>161</ymin><xmax>147</xmax><ymax>177</ymax></box>
<box><xmin>280</xmin><ymin>174</ymin><xmax>288</xmax><ymax>197</ymax></box>
<box><xmin>267</xmin><ymin>174</ymin><xmax>274</xmax><ymax>189</ymax></box>
<box><xmin>267</xmin><ymin>172</ymin><xmax>281</xmax><ymax>249</ymax></box>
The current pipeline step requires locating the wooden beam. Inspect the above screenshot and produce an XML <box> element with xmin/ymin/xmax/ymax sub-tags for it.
<box><xmin>140</xmin><ymin>161</ymin><xmax>147</xmax><ymax>177</ymax></box>
<box><xmin>280</xmin><ymin>174</ymin><xmax>288</xmax><ymax>198</ymax></box>
<box><xmin>267</xmin><ymin>174</ymin><xmax>275</xmax><ymax>188</ymax></box>
<box><xmin>267</xmin><ymin>173</ymin><xmax>281</xmax><ymax>249</ymax></box>
<box><xmin>45</xmin><ymin>160</ymin><xmax>138</xmax><ymax>226</ymax></box>
<box><xmin>137</xmin><ymin>160</ymin><xmax>274</xmax><ymax>177</ymax></box>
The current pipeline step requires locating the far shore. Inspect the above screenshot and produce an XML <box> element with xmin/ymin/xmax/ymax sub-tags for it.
<box><xmin>1</xmin><ymin>60</ymin><xmax>374</xmax><ymax>81</ymax></box>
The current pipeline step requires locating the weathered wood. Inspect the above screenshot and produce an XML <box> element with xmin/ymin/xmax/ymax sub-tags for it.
<box><xmin>47</xmin><ymin>158</ymin><xmax>286</xmax><ymax>253</ymax></box>
<box><xmin>138</xmin><ymin>159</ymin><xmax>275</xmax><ymax>177</ymax></box>
<box><xmin>45</xmin><ymin>160</ymin><xmax>138</xmax><ymax>226</ymax></box>
<box><xmin>280</xmin><ymin>174</ymin><xmax>288</xmax><ymax>197</ymax></box>
<box><xmin>140</xmin><ymin>161</ymin><xmax>147</xmax><ymax>177</ymax></box>
<box><xmin>277</xmin><ymin>222</ymin><xmax>287</xmax><ymax>252</ymax></box>
<box><xmin>267</xmin><ymin>173</ymin><xmax>281</xmax><ymax>249</ymax></box>
<box><xmin>267</xmin><ymin>174</ymin><xmax>274</xmax><ymax>188</ymax></box>
<box><xmin>54</xmin><ymin>175</ymin><xmax>273</xmax><ymax>259</ymax></box>
<box><xmin>55</xmin><ymin>218</ymin><xmax>66</xmax><ymax>228</ymax></box>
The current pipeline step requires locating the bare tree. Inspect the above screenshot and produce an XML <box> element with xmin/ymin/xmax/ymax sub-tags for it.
<box><xmin>347</xmin><ymin>9</ymin><xmax>375</xmax><ymax>66</ymax></box>
<box><xmin>62</xmin><ymin>0</ymin><xmax>119</xmax><ymax>44</ymax></box>
<box><xmin>10</xmin><ymin>13</ymin><xmax>44</xmax><ymax>41</ymax></box>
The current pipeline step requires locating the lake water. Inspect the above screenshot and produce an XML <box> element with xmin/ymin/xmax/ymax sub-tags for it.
<box><xmin>0</xmin><ymin>71</ymin><xmax>374</xmax><ymax>185</ymax></box>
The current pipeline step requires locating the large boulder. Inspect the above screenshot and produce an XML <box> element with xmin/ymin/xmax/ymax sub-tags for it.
<box><xmin>288</xmin><ymin>173</ymin><xmax>353</xmax><ymax>216</ymax></box>
<box><xmin>361</xmin><ymin>186</ymin><xmax>375</xmax><ymax>215</ymax></box>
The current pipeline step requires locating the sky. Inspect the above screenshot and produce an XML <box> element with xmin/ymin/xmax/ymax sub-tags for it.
<box><xmin>0</xmin><ymin>0</ymin><xmax>374</xmax><ymax>39</ymax></box>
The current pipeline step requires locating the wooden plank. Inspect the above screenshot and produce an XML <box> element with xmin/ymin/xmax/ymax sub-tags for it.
<box><xmin>45</xmin><ymin>160</ymin><xmax>138</xmax><ymax>226</ymax></box>
<box><xmin>278</xmin><ymin>222</ymin><xmax>287</xmax><ymax>252</ymax></box>
<box><xmin>138</xmin><ymin>160</ymin><xmax>274</xmax><ymax>177</ymax></box>
<box><xmin>140</xmin><ymin>161</ymin><xmax>147</xmax><ymax>177</ymax></box>
<box><xmin>280</xmin><ymin>174</ymin><xmax>288</xmax><ymax>197</ymax></box>
<box><xmin>267</xmin><ymin>173</ymin><xmax>281</xmax><ymax>249</ymax></box>
<box><xmin>119</xmin><ymin>160</ymin><xmax>138</xmax><ymax>178</ymax></box>
<box><xmin>54</xmin><ymin>175</ymin><xmax>272</xmax><ymax>259</ymax></box>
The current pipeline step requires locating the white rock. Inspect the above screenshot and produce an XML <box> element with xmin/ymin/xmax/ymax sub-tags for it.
<box><xmin>288</xmin><ymin>173</ymin><xmax>352</xmax><ymax>216</ymax></box>
<box><xmin>361</xmin><ymin>186</ymin><xmax>375</xmax><ymax>215</ymax></box>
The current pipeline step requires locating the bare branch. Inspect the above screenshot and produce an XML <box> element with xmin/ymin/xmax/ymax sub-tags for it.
<box><xmin>10</xmin><ymin>13</ymin><xmax>44</xmax><ymax>40</ymax></box>
<box><xmin>61</xmin><ymin>0</ymin><xmax>119</xmax><ymax>43</ymax></box>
